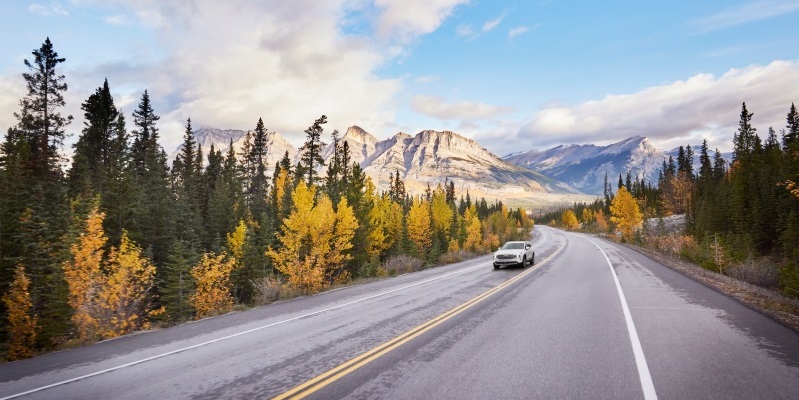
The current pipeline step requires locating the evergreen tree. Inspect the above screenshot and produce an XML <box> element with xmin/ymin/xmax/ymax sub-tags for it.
<box><xmin>14</xmin><ymin>37</ymin><xmax>73</xmax><ymax>178</ymax></box>
<box><xmin>69</xmin><ymin>78</ymin><xmax>118</xmax><ymax>196</ymax></box>
<box><xmin>299</xmin><ymin>115</ymin><xmax>327</xmax><ymax>186</ymax></box>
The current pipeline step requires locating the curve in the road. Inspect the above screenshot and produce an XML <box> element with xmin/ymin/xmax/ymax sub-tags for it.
<box><xmin>274</xmin><ymin>237</ymin><xmax>567</xmax><ymax>400</ymax></box>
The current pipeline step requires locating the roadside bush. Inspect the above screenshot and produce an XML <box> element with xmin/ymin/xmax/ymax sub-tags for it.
<box><xmin>439</xmin><ymin>250</ymin><xmax>478</xmax><ymax>265</ymax></box>
<box><xmin>381</xmin><ymin>255</ymin><xmax>425</xmax><ymax>276</ymax></box>
<box><xmin>728</xmin><ymin>257</ymin><xmax>781</xmax><ymax>289</ymax></box>
<box><xmin>779</xmin><ymin>263</ymin><xmax>799</xmax><ymax>298</ymax></box>
<box><xmin>252</xmin><ymin>276</ymin><xmax>298</xmax><ymax>306</ymax></box>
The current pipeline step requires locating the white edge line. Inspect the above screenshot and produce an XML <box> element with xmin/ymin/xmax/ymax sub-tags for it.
<box><xmin>589</xmin><ymin>239</ymin><xmax>658</xmax><ymax>400</ymax></box>
<box><xmin>2</xmin><ymin>260</ymin><xmax>492</xmax><ymax>400</ymax></box>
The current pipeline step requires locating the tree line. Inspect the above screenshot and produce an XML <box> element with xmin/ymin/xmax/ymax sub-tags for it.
<box><xmin>0</xmin><ymin>38</ymin><xmax>534</xmax><ymax>360</ymax></box>
<box><xmin>543</xmin><ymin>101</ymin><xmax>799</xmax><ymax>299</ymax></box>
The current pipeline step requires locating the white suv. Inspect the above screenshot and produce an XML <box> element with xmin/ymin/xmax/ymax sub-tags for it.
<box><xmin>493</xmin><ymin>241</ymin><xmax>535</xmax><ymax>269</ymax></box>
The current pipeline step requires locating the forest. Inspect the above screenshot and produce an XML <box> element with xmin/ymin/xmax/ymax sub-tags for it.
<box><xmin>0</xmin><ymin>39</ymin><xmax>534</xmax><ymax>360</ymax></box>
<box><xmin>543</xmin><ymin>101</ymin><xmax>799</xmax><ymax>301</ymax></box>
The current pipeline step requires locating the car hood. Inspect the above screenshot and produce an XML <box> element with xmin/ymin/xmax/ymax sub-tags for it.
<box><xmin>495</xmin><ymin>249</ymin><xmax>524</xmax><ymax>256</ymax></box>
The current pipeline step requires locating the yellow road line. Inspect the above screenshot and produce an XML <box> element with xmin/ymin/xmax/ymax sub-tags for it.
<box><xmin>274</xmin><ymin>241</ymin><xmax>566</xmax><ymax>400</ymax></box>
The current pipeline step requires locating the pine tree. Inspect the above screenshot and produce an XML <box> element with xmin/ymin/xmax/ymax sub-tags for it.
<box><xmin>14</xmin><ymin>37</ymin><xmax>73</xmax><ymax>178</ymax></box>
<box><xmin>299</xmin><ymin>115</ymin><xmax>327</xmax><ymax>186</ymax></box>
<box><xmin>128</xmin><ymin>91</ymin><xmax>172</xmax><ymax>266</ymax></box>
<box><xmin>69</xmin><ymin>78</ymin><xmax>118</xmax><ymax>196</ymax></box>
<box><xmin>245</xmin><ymin>118</ymin><xmax>270</xmax><ymax>218</ymax></box>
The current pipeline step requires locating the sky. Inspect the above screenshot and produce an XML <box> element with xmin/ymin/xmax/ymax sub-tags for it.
<box><xmin>1</xmin><ymin>0</ymin><xmax>798</xmax><ymax>157</ymax></box>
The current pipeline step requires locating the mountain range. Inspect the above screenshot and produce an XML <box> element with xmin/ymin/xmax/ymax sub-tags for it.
<box><xmin>170</xmin><ymin>126</ymin><xmax>729</xmax><ymax>202</ymax></box>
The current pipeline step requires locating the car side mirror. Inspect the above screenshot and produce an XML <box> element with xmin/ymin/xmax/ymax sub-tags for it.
<box><xmin>525</xmin><ymin>245</ymin><xmax>531</xmax><ymax>249</ymax></box>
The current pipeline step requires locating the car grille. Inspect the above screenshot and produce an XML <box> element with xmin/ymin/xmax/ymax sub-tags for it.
<box><xmin>497</xmin><ymin>254</ymin><xmax>517</xmax><ymax>260</ymax></box>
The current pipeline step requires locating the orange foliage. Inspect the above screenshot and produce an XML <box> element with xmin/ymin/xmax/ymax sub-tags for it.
<box><xmin>190</xmin><ymin>252</ymin><xmax>236</xmax><ymax>319</ymax></box>
<box><xmin>2</xmin><ymin>265</ymin><xmax>38</xmax><ymax>360</ymax></box>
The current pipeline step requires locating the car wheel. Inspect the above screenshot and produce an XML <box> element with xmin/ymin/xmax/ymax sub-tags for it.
<box><xmin>493</xmin><ymin>263</ymin><xmax>499</xmax><ymax>269</ymax></box>
<box><xmin>530</xmin><ymin>255</ymin><xmax>535</xmax><ymax>265</ymax></box>
<box><xmin>521</xmin><ymin>256</ymin><xmax>526</xmax><ymax>268</ymax></box>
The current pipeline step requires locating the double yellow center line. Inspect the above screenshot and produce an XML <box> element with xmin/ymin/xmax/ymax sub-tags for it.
<box><xmin>274</xmin><ymin>241</ymin><xmax>565</xmax><ymax>399</ymax></box>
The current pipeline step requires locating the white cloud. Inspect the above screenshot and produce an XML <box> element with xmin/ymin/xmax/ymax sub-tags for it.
<box><xmin>508</xmin><ymin>25</ymin><xmax>530</xmax><ymax>39</ymax></box>
<box><xmin>518</xmin><ymin>60</ymin><xmax>799</xmax><ymax>151</ymax></box>
<box><xmin>456</xmin><ymin>23</ymin><xmax>476</xmax><ymax>39</ymax></box>
<box><xmin>104</xmin><ymin>14</ymin><xmax>129</xmax><ymax>25</ymax></box>
<box><xmin>482</xmin><ymin>16</ymin><xmax>503</xmax><ymax>32</ymax></box>
<box><xmin>28</xmin><ymin>3</ymin><xmax>69</xmax><ymax>17</ymax></box>
<box><xmin>692</xmin><ymin>1</ymin><xmax>799</xmax><ymax>33</ymax></box>
<box><xmin>39</xmin><ymin>0</ymin><xmax>418</xmax><ymax>152</ymax></box>
<box><xmin>412</xmin><ymin>95</ymin><xmax>515</xmax><ymax>120</ymax></box>
<box><xmin>509</xmin><ymin>23</ymin><xmax>539</xmax><ymax>39</ymax></box>
<box><xmin>374</xmin><ymin>0</ymin><xmax>468</xmax><ymax>42</ymax></box>
<box><xmin>414</xmin><ymin>75</ymin><xmax>439</xmax><ymax>84</ymax></box>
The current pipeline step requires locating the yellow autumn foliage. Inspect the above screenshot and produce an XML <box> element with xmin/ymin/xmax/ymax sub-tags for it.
<box><xmin>430</xmin><ymin>187</ymin><xmax>452</xmax><ymax>235</ymax></box>
<box><xmin>98</xmin><ymin>232</ymin><xmax>158</xmax><ymax>338</ymax></box>
<box><xmin>267</xmin><ymin>182</ymin><xmax>358</xmax><ymax>294</ymax></box>
<box><xmin>226</xmin><ymin>219</ymin><xmax>248</xmax><ymax>262</ymax></box>
<box><xmin>367</xmin><ymin>195</ymin><xmax>402</xmax><ymax>258</ymax></box>
<box><xmin>2</xmin><ymin>265</ymin><xmax>38</xmax><ymax>360</ymax></box>
<box><xmin>63</xmin><ymin>205</ymin><xmax>106</xmax><ymax>341</ymax></box>
<box><xmin>63</xmin><ymin>205</ymin><xmax>158</xmax><ymax>341</ymax></box>
<box><xmin>190</xmin><ymin>252</ymin><xmax>236</xmax><ymax>319</ymax></box>
<box><xmin>562</xmin><ymin>209</ymin><xmax>579</xmax><ymax>230</ymax></box>
<box><xmin>611</xmin><ymin>186</ymin><xmax>643</xmax><ymax>240</ymax></box>
<box><xmin>407</xmin><ymin>198</ymin><xmax>432</xmax><ymax>254</ymax></box>
<box><xmin>463</xmin><ymin>205</ymin><xmax>482</xmax><ymax>252</ymax></box>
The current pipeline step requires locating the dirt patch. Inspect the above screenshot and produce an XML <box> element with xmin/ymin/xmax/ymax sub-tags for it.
<box><xmin>624</xmin><ymin>243</ymin><xmax>799</xmax><ymax>334</ymax></box>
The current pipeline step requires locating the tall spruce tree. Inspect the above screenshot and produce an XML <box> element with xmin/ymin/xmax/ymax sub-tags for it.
<box><xmin>299</xmin><ymin>115</ymin><xmax>327</xmax><ymax>186</ymax></box>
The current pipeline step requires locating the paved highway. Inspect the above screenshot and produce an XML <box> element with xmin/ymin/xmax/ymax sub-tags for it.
<box><xmin>1</xmin><ymin>226</ymin><xmax>797</xmax><ymax>399</ymax></box>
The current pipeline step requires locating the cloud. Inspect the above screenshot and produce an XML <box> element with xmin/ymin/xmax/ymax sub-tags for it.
<box><xmin>28</xmin><ymin>3</ymin><xmax>69</xmax><ymax>17</ymax></box>
<box><xmin>374</xmin><ymin>0</ymin><xmax>468</xmax><ymax>42</ymax></box>
<box><xmin>457</xmin><ymin>13</ymin><xmax>506</xmax><ymax>40</ymax></box>
<box><xmin>414</xmin><ymin>75</ymin><xmax>439</xmax><ymax>84</ymax></box>
<box><xmin>518</xmin><ymin>60</ymin><xmax>799</xmax><ymax>151</ymax></box>
<box><xmin>482</xmin><ymin>16</ymin><xmax>503</xmax><ymax>32</ymax></box>
<box><xmin>33</xmin><ymin>0</ymin><xmax>430</xmax><ymax>152</ymax></box>
<box><xmin>692</xmin><ymin>1</ymin><xmax>799</xmax><ymax>33</ymax></box>
<box><xmin>412</xmin><ymin>95</ymin><xmax>515</xmax><ymax>120</ymax></box>
<box><xmin>508</xmin><ymin>24</ymin><xmax>539</xmax><ymax>39</ymax></box>
<box><xmin>104</xmin><ymin>14</ymin><xmax>129</xmax><ymax>25</ymax></box>
<box><xmin>455</xmin><ymin>23</ymin><xmax>476</xmax><ymax>39</ymax></box>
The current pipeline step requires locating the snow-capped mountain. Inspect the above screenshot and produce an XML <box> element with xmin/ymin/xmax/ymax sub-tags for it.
<box><xmin>504</xmin><ymin>136</ymin><xmax>665</xmax><ymax>195</ymax></box>
<box><xmin>169</xmin><ymin>127</ymin><xmax>297</xmax><ymax>173</ymax></box>
<box><xmin>349</xmin><ymin>128</ymin><xmax>580</xmax><ymax>197</ymax></box>
<box><xmin>170</xmin><ymin>125</ymin><xmax>589</xmax><ymax>203</ymax></box>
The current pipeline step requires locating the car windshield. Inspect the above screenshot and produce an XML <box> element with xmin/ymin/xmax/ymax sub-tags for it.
<box><xmin>502</xmin><ymin>242</ymin><xmax>525</xmax><ymax>250</ymax></box>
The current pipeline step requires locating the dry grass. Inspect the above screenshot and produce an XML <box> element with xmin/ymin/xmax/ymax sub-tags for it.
<box><xmin>381</xmin><ymin>255</ymin><xmax>425</xmax><ymax>275</ymax></box>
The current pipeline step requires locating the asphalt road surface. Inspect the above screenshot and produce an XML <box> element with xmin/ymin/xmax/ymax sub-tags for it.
<box><xmin>1</xmin><ymin>226</ymin><xmax>797</xmax><ymax>399</ymax></box>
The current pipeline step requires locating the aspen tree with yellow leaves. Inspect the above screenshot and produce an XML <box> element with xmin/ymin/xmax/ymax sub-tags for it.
<box><xmin>267</xmin><ymin>182</ymin><xmax>358</xmax><ymax>293</ymax></box>
<box><xmin>610</xmin><ymin>186</ymin><xmax>643</xmax><ymax>241</ymax></box>
<box><xmin>2</xmin><ymin>266</ymin><xmax>38</xmax><ymax>360</ymax></box>
<box><xmin>96</xmin><ymin>232</ymin><xmax>158</xmax><ymax>338</ymax></box>
<box><xmin>63</xmin><ymin>205</ymin><xmax>159</xmax><ymax>341</ymax></box>
<box><xmin>407</xmin><ymin>198</ymin><xmax>432</xmax><ymax>255</ymax></box>
<box><xmin>561</xmin><ymin>209</ymin><xmax>579</xmax><ymax>230</ymax></box>
<box><xmin>463</xmin><ymin>205</ymin><xmax>482</xmax><ymax>252</ymax></box>
<box><xmin>190</xmin><ymin>252</ymin><xmax>236</xmax><ymax>319</ymax></box>
<box><xmin>63</xmin><ymin>205</ymin><xmax>106</xmax><ymax>341</ymax></box>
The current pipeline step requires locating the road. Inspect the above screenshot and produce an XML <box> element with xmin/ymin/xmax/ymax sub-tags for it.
<box><xmin>1</xmin><ymin>226</ymin><xmax>798</xmax><ymax>399</ymax></box>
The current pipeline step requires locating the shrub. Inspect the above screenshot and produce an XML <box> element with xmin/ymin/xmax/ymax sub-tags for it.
<box><xmin>252</xmin><ymin>276</ymin><xmax>298</xmax><ymax>306</ymax></box>
<box><xmin>439</xmin><ymin>250</ymin><xmax>478</xmax><ymax>265</ymax></box>
<box><xmin>382</xmin><ymin>255</ymin><xmax>425</xmax><ymax>276</ymax></box>
<box><xmin>728</xmin><ymin>257</ymin><xmax>781</xmax><ymax>289</ymax></box>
